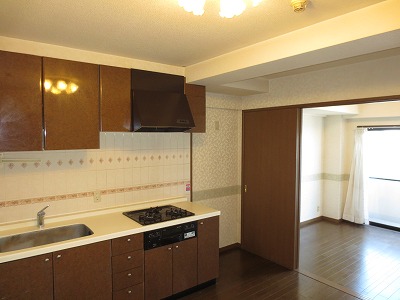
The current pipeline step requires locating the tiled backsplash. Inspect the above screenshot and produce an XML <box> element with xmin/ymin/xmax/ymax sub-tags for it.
<box><xmin>0</xmin><ymin>132</ymin><xmax>191</xmax><ymax>224</ymax></box>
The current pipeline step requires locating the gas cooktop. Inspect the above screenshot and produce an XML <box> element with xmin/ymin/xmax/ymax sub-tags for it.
<box><xmin>123</xmin><ymin>205</ymin><xmax>195</xmax><ymax>225</ymax></box>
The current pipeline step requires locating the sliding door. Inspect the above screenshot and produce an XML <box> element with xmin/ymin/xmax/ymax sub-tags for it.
<box><xmin>242</xmin><ymin>107</ymin><xmax>301</xmax><ymax>270</ymax></box>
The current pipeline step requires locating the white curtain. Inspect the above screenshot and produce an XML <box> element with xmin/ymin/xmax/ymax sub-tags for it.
<box><xmin>343</xmin><ymin>128</ymin><xmax>368</xmax><ymax>224</ymax></box>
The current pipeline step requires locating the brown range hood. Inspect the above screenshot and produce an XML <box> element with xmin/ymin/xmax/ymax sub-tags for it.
<box><xmin>132</xmin><ymin>89</ymin><xmax>195</xmax><ymax>132</ymax></box>
<box><xmin>131</xmin><ymin>69</ymin><xmax>195</xmax><ymax>132</ymax></box>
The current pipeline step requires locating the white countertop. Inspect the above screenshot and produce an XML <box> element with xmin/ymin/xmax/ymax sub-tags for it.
<box><xmin>0</xmin><ymin>199</ymin><xmax>220</xmax><ymax>263</ymax></box>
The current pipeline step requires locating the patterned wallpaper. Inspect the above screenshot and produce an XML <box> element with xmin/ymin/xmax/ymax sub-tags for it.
<box><xmin>192</xmin><ymin>93</ymin><xmax>242</xmax><ymax>248</ymax></box>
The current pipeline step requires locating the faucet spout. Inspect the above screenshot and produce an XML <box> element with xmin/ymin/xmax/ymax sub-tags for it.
<box><xmin>37</xmin><ymin>205</ymin><xmax>50</xmax><ymax>229</ymax></box>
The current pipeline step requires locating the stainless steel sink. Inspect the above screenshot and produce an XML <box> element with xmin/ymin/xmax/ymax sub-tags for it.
<box><xmin>0</xmin><ymin>224</ymin><xmax>94</xmax><ymax>253</ymax></box>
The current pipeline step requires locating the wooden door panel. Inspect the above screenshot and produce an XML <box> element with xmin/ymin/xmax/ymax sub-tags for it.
<box><xmin>242</xmin><ymin>107</ymin><xmax>300</xmax><ymax>270</ymax></box>
<box><xmin>53</xmin><ymin>241</ymin><xmax>112</xmax><ymax>300</ymax></box>
<box><xmin>0</xmin><ymin>51</ymin><xmax>43</xmax><ymax>151</ymax></box>
<box><xmin>0</xmin><ymin>254</ymin><xmax>53</xmax><ymax>299</ymax></box>
<box><xmin>100</xmin><ymin>65</ymin><xmax>131</xmax><ymax>132</ymax></box>
<box><xmin>145</xmin><ymin>245</ymin><xmax>173</xmax><ymax>300</ymax></box>
<box><xmin>198</xmin><ymin>217</ymin><xmax>219</xmax><ymax>284</ymax></box>
<box><xmin>43</xmin><ymin>57</ymin><xmax>99</xmax><ymax>150</ymax></box>
<box><xmin>173</xmin><ymin>238</ymin><xmax>198</xmax><ymax>294</ymax></box>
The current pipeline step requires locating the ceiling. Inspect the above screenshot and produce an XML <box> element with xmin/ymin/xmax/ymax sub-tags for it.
<box><xmin>0</xmin><ymin>0</ymin><xmax>398</xmax><ymax>95</ymax></box>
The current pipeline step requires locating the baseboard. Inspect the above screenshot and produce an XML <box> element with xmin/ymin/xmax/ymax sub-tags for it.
<box><xmin>300</xmin><ymin>216</ymin><xmax>323</xmax><ymax>227</ymax></box>
<box><xmin>321</xmin><ymin>216</ymin><xmax>343</xmax><ymax>224</ymax></box>
<box><xmin>300</xmin><ymin>216</ymin><xmax>342</xmax><ymax>227</ymax></box>
<box><xmin>220</xmin><ymin>243</ymin><xmax>241</xmax><ymax>253</ymax></box>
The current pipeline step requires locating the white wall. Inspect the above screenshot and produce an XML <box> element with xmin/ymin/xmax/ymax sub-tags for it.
<box><xmin>300</xmin><ymin>114</ymin><xmax>324</xmax><ymax>222</ymax></box>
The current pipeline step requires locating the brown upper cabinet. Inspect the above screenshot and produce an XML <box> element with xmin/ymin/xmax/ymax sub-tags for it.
<box><xmin>43</xmin><ymin>57</ymin><xmax>100</xmax><ymax>150</ymax></box>
<box><xmin>100</xmin><ymin>65</ymin><xmax>131</xmax><ymax>132</ymax></box>
<box><xmin>0</xmin><ymin>51</ymin><xmax>43</xmax><ymax>151</ymax></box>
<box><xmin>185</xmin><ymin>83</ymin><xmax>206</xmax><ymax>133</ymax></box>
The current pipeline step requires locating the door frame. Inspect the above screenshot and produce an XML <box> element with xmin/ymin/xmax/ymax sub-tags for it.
<box><xmin>241</xmin><ymin>94</ymin><xmax>400</xmax><ymax>270</ymax></box>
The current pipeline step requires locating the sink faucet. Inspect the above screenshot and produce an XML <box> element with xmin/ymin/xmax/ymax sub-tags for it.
<box><xmin>37</xmin><ymin>205</ymin><xmax>50</xmax><ymax>229</ymax></box>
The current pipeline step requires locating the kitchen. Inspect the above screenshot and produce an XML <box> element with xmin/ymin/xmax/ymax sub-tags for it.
<box><xmin>1</xmin><ymin>0</ymin><xmax>400</xmax><ymax>299</ymax></box>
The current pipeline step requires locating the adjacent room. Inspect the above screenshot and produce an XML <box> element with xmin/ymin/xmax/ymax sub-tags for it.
<box><xmin>300</xmin><ymin>101</ymin><xmax>400</xmax><ymax>299</ymax></box>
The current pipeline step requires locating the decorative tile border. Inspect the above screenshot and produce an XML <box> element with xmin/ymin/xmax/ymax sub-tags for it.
<box><xmin>192</xmin><ymin>185</ymin><xmax>241</xmax><ymax>202</ymax></box>
<box><xmin>0</xmin><ymin>181</ymin><xmax>190</xmax><ymax>208</ymax></box>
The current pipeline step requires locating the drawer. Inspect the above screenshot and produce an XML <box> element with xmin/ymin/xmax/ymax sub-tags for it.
<box><xmin>113</xmin><ymin>283</ymin><xmax>144</xmax><ymax>300</ymax></box>
<box><xmin>112</xmin><ymin>233</ymin><xmax>143</xmax><ymax>256</ymax></box>
<box><xmin>113</xmin><ymin>266</ymin><xmax>143</xmax><ymax>291</ymax></box>
<box><xmin>112</xmin><ymin>250</ymin><xmax>143</xmax><ymax>273</ymax></box>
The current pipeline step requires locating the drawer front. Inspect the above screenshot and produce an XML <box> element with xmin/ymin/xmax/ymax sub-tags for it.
<box><xmin>113</xmin><ymin>266</ymin><xmax>143</xmax><ymax>291</ymax></box>
<box><xmin>112</xmin><ymin>250</ymin><xmax>143</xmax><ymax>273</ymax></box>
<box><xmin>113</xmin><ymin>283</ymin><xmax>144</xmax><ymax>300</ymax></box>
<box><xmin>112</xmin><ymin>233</ymin><xmax>143</xmax><ymax>256</ymax></box>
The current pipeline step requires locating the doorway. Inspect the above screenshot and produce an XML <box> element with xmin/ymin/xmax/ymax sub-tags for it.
<box><xmin>299</xmin><ymin>100</ymin><xmax>400</xmax><ymax>298</ymax></box>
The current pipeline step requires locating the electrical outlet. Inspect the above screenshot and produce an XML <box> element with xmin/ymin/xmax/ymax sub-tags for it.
<box><xmin>94</xmin><ymin>190</ymin><xmax>101</xmax><ymax>203</ymax></box>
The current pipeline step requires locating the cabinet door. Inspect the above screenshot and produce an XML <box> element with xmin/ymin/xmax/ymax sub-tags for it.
<box><xmin>53</xmin><ymin>241</ymin><xmax>112</xmax><ymax>300</ymax></box>
<box><xmin>0</xmin><ymin>254</ymin><xmax>53</xmax><ymax>299</ymax></box>
<box><xmin>43</xmin><ymin>57</ymin><xmax>99</xmax><ymax>150</ymax></box>
<box><xmin>198</xmin><ymin>217</ymin><xmax>219</xmax><ymax>284</ymax></box>
<box><xmin>144</xmin><ymin>245</ymin><xmax>173</xmax><ymax>300</ymax></box>
<box><xmin>100</xmin><ymin>65</ymin><xmax>131</xmax><ymax>132</ymax></box>
<box><xmin>185</xmin><ymin>83</ymin><xmax>206</xmax><ymax>133</ymax></box>
<box><xmin>0</xmin><ymin>51</ymin><xmax>43</xmax><ymax>151</ymax></box>
<box><xmin>173</xmin><ymin>238</ymin><xmax>198</xmax><ymax>294</ymax></box>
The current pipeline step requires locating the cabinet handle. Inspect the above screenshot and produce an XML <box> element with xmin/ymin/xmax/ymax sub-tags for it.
<box><xmin>200</xmin><ymin>221</ymin><xmax>204</xmax><ymax>225</ymax></box>
<box><xmin>127</xmin><ymin>238</ymin><xmax>131</xmax><ymax>242</ymax></box>
<box><xmin>127</xmin><ymin>273</ymin><xmax>132</xmax><ymax>277</ymax></box>
<box><xmin>56</xmin><ymin>254</ymin><xmax>62</xmax><ymax>259</ymax></box>
<box><xmin>44</xmin><ymin>258</ymin><xmax>50</xmax><ymax>262</ymax></box>
<box><xmin>175</xmin><ymin>245</ymin><xmax>179</xmax><ymax>249</ymax></box>
<box><xmin>127</xmin><ymin>256</ymin><xmax>131</xmax><ymax>260</ymax></box>
<box><xmin>127</xmin><ymin>290</ymin><xmax>132</xmax><ymax>294</ymax></box>
<box><xmin>168</xmin><ymin>247</ymin><xmax>172</xmax><ymax>251</ymax></box>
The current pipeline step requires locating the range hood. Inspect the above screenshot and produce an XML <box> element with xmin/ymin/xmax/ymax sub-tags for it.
<box><xmin>132</xmin><ymin>89</ymin><xmax>195</xmax><ymax>132</ymax></box>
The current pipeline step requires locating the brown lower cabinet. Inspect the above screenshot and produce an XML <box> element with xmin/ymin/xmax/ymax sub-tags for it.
<box><xmin>53</xmin><ymin>241</ymin><xmax>112</xmax><ymax>300</ymax></box>
<box><xmin>0</xmin><ymin>217</ymin><xmax>218</xmax><ymax>300</ymax></box>
<box><xmin>0</xmin><ymin>253</ymin><xmax>53</xmax><ymax>299</ymax></box>
<box><xmin>145</xmin><ymin>238</ymin><xmax>198</xmax><ymax>300</ymax></box>
<box><xmin>198</xmin><ymin>216</ymin><xmax>220</xmax><ymax>284</ymax></box>
<box><xmin>0</xmin><ymin>241</ymin><xmax>111</xmax><ymax>300</ymax></box>
<box><xmin>111</xmin><ymin>233</ymin><xmax>144</xmax><ymax>300</ymax></box>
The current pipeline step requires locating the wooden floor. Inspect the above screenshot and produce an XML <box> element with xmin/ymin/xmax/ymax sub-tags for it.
<box><xmin>183</xmin><ymin>248</ymin><xmax>359</xmax><ymax>300</ymax></box>
<box><xmin>299</xmin><ymin>221</ymin><xmax>400</xmax><ymax>300</ymax></box>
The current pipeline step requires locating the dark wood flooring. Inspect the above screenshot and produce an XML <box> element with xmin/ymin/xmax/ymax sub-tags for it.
<box><xmin>299</xmin><ymin>221</ymin><xmax>400</xmax><ymax>300</ymax></box>
<box><xmin>182</xmin><ymin>248</ymin><xmax>359</xmax><ymax>299</ymax></box>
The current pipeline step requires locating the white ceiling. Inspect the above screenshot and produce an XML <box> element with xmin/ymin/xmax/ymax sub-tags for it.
<box><xmin>0</xmin><ymin>0</ymin><xmax>398</xmax><ymax>95</ymax></box>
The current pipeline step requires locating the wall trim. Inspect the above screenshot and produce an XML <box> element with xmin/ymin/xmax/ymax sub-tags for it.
<box><xmin>192</xmin><ymin>185</ymin><xmax>241</xmax><ymax>201</ymax></box>
<box><xmin>321</xmin><ymin>216</ymin><xmax>343</xmax><ymax>224</ymax></box>
<box><xmin>302</xmin><ymin>173</ymin><xmax>350</xmax><ymax>182</ymax></box>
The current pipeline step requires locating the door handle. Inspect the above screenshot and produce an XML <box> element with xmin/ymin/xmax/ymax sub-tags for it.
<box><xmin>244</xmin><ymin>185</ymin><xmax>247</xmax><ymax>193</ymax></box>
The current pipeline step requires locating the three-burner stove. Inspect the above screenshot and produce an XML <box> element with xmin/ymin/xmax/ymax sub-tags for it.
<box><xmin>123</xmin><ymin>205</ymin><xmax>195</xmax><ymax>225</ymax></box>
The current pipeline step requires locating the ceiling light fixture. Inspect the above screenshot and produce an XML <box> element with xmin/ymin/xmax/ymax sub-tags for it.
<box><xmin>290</xmin><ymin>0</ymin><xmax>308</xmax><ymax>13</ymax></box>
<box><xmin>178</xmin><ymin>0</ymin><xmax>263</xmax><ymax>18</ymax></box>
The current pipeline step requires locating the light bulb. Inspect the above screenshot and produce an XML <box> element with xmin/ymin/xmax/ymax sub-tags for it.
<box><xmin>57</xmin><ymin>80</ymin><xmax>67</xmax><ymax>91</ymax></box>
<box><xmin>66</xmin><ymin>82</ymin><xmax>79</xmax><ymax>94</ymax></box>
<box><xmin>44</xmin><ymin>79</ymin><xmax>52</xmax><ymax>91</ymax></box>
<box><xmin>178</xmin><ymin>0</ymin><xmax>205</xmax><ymax>16</ymax></box>
<box><xmin>220</xmin><ymin>0</ymin><xmax>246</xmax><ymax>18</ymax></box>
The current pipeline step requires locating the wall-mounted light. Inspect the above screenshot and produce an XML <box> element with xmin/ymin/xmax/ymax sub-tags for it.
<box><xmin>44</xmin><ymin>79</ymin><xmax>79</xmax><ymax>95</ymax></box>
